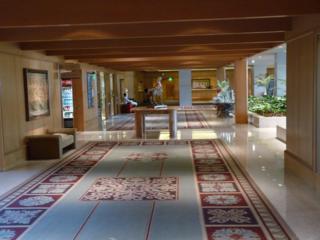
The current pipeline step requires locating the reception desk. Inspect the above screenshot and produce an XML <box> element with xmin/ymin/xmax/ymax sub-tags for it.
<box><xmin>132</xmin><ymin>107</ymin><xmax>178</xmax><ymax>138</ymax></box>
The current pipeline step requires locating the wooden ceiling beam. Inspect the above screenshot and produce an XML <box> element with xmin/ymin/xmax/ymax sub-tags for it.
<box><xmin>0</xmin><ymin>1</ymin><xmax>319</xmax><ymax>27</ymax></box>
<box><xmin>46</xmin><ymin>43</ymin><xmax>279</xmax><ymax>56</ymax></box>
<box><xmin>20</xmin><ymin>32</ymin><xmax>284</xmax><ymax>50</ymax></box>
<box><xmin>84</xmin><ymin>54</ymin><xmax>249</xmax><ymax>64</ymax></box>
<box><xmin>0</xmin><ymin>17</ymin><xmax>291</xmax><ymax>42</ymax></box>
<box><xmin>96</xmin><ymin>61</ymin><xmax>234</xmax><ymax>70</ymax></box>
<box><xmin>64</xmin><ymin>50</ymin><xmax>262</xmax><ymax>60</ymax></box>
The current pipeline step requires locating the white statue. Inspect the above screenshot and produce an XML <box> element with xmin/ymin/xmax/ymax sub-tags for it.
<box><xmin>152</xmin><ymin>77</ymin><xmax>163</xmax><ymax>104</ymax></box>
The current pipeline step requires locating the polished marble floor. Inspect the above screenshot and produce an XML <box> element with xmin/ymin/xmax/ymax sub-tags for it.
<box><xmin>1</xmin><ymin>112</ymin><xmax>319</xmax><ymax>239</ymax></box>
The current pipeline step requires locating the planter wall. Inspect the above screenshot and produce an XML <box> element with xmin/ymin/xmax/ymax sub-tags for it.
<box><xmin>248</xmin><ymin>112</ymin><xmax>286</xmax><ymax>128</ymax></box>
<box><xmin>276</xmin><ymin>125</ymin><xmax>286</xmax><ymax>143</ymax></box>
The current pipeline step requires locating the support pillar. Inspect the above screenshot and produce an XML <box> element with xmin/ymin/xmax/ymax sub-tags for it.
<box><xmin>234</xmin><ymin>59</ymin><xmax>248</xmax><ymax>124</ymax></box>
<box><xmin>179</xmin><ymin>69</ymin><xmax>192</xmax><ymax>106</ymax></box>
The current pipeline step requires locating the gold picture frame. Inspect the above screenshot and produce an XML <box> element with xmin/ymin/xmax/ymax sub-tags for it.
<box><xmin>192</xmin><ymin>79</ymin><xmax>211</xmax><ymax>89</ymax></box>
<box><xmin>23</xmin><ymin>68</ymin><xmax>50</xmax><ymax>121</ymax></box>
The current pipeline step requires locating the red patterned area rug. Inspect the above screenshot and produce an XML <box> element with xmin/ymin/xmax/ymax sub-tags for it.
<box><xmin>0</xmin><ymin>142</ymin><xmax>114</xmax><ymax>240</ymax></box>
<box><xmin>0</xmin><ymin>140</ymin><xmax>296</xmax><ymax>240</ymax></box>
<box><xmin>106</xmin><ymin>110</ymin><xmax>210</xmax><ymax>131</ymax></box>
<box><xmin>191</xmin><ymin>140</ymin><xmax>296</xmax><ymax>240</ymax></box>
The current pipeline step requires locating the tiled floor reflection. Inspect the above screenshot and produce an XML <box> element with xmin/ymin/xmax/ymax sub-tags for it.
<box><xmin>1</xmin><ymin>112</ymin><xmax>320</xmax><ymax>239</ymax></box>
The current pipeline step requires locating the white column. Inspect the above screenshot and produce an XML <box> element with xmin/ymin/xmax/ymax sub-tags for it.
<box><xmin>275</xmin><ymin>51</ymin><xmax>286</xmax><ymax>96</ymax></box>
<box><xmin>179</xmin><ymin>69</ymin><xmax>192</xmax><ymax>106</ymax></box>
<box><xmin>234</xmin><ymin>59</ymin><xmax>248</xmax><ymax>124</ymax></box>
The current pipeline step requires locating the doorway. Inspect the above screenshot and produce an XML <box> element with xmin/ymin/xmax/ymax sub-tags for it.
<box><xmin>61</xmin><ymin>78</ymin><xmax>74</xmax><ymax>128</ymax></box>
<box><xmin>60</xmin><ymin>65</ymin><xmax>84</xmax><ymax>131</ymax></box>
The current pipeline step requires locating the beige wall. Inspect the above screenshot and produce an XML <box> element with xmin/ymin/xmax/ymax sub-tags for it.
<box><xmin>286</xmin><ymin>33</ymin><xmax>316</xmax><ymax>169</ymax></box>
<box><xmin>0</xmin><ymin>43</ymin><xmax>63</xmax><ymax>170</ymax></box>
<box><xmin>117</xmin><ymin>71</ymin><xmax>135</xmax><ymax>99</ymax></box>
<box><xmin>192</xmin><ymin>70</ymin><xmax>217</xmax><ymax>101</ymax></box>
<box><xmin>0</xmin><ymin>44</ymin><xmax>110</xmax><ymax>169</ymax></box>
<box><xmin>134</xmin><ymin>70</ymin><xmax>217</xmax><ymax>103</ymax></box>
<box><xmin>285</xmin><ymin>15</ymin><xmax>320</xmax><ymax>180</ymax></box>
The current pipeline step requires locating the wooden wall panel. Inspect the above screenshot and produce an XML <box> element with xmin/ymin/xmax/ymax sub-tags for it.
<box><xmin>142</xmin><ymin>71</ymin><xmax>180</xmax><ymax>102</ymax></box>
<box><xmin>0</xmin><ymin>54</ymin><xmax>20</xmax><ymax>155</ymax></box>
<box><xmin>136</xmin><ymin>70</ymin><xmax>217</xmax><ymax>103</ymax></box>
<box><xmin>72</xmin><ymin>78</ymin><xmax>85</xmax><ymax>131</ymax></box>
<box><xmin>286</xmin><ymin>33</ymin><xmax>315</xmax><ymax>169</ymax></box>
<box><xmin>192</xmin><ymin>70</ymin><xmax>217</xmax><ymax>101</ymax></box>
<box><xmin>0</xmin><ymin>43</ymin><xmax>63</xmax><ymax>169</ymax></box>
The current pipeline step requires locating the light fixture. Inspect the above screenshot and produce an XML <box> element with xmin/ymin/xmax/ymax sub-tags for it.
<box><xmin>168</xmin><ymin>76</ymin><xmax>174</xmax><ymax>82</ymax></box>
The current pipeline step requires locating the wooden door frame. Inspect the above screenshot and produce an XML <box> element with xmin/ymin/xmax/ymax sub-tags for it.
<box><xmin>72</xmin><ymin>78</ymin><xmax>85</xmax><ymax>131</ymax></box>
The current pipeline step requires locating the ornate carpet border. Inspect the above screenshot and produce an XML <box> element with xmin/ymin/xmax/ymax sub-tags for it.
<box><xmin>192</xmin><ymin>139</ymin><xmax>297</xmax><ymax>240</ymax></box>
<box><xmin>214</xmin><ymin>139</ymin><xmax>298</xmax><ymax>240</ymax></box>
<box><xmin>0</xmin><ymin>141</ymin><xmax>116</xmax><ymax>240</ymax></box>
<box><xmin>0</xmin><ymin>139</ymin><xmax>297</xmax><ymax>240</ymax></box>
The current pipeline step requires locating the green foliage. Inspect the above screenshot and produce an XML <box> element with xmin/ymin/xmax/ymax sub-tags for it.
<box><xmin>216</xmin><ymin>80</ymin><xmax>233</xmax><ymax>102</ymax></box>
<box><xmin>256</xmin><ymin>74</ymin><xmax>274</xmax><ymax>87</ymax></box>
<box><xmin>248</xmin><ymin>95</ymin><xmax>286</xmax><ymax>116</ymax></box>
<box><xmin>217</xmin><ymin>80</ymin><xmax>230</xmax><ymax>92</ymax></box>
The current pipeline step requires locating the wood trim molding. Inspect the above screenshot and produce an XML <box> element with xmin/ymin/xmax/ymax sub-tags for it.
<box><xmin>284</xmin><ymin>150</ymin><xmax>320</xmax><ymax>188</ymax></box>
<box><xmin>285</xmin><ymin>150</ymin><xmax>314</xmax><ymax>171</ymax></box>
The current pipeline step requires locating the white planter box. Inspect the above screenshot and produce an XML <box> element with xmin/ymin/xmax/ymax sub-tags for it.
<box><xmin>276</xmin><ymin>125</ymin><xmax>286</xmax><ymax>143</ymax></box>
<box><xmin>248</xmin><ymin>112</ymin><xmax>286</xmax><ymax>128</ymax></box>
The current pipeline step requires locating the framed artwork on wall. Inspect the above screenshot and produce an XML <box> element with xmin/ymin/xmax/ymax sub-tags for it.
<box><xmin>87</xmin><ymin>72</ymin><xmax>96</xmax><ymax>108</ymax></box>
<box><xmin>192</xmin><ymin>79</ymin><xmax>211</xmax><ymax>89</ymax></box>
<box><xmin>23</xmin><ymin>68</ymin><xmax>50</xmax><ymax>121</ymax></box>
